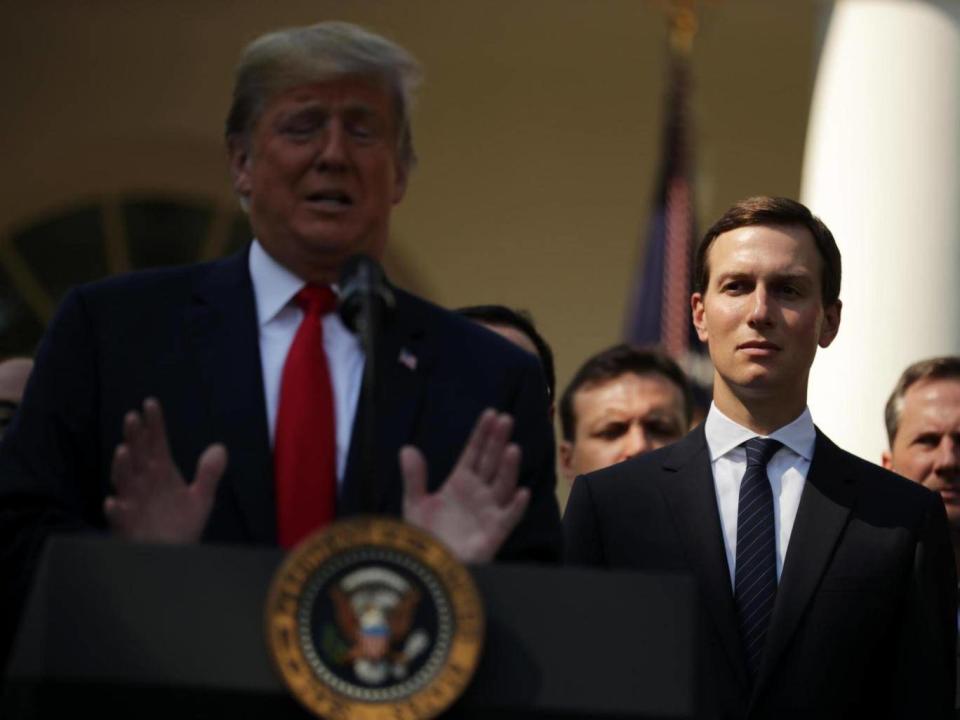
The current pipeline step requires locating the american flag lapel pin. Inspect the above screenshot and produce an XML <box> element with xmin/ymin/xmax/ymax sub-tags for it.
<box><xmin>398</xmin><ymin>348</ymin><xmax>418</xmax><ymax>371</ymax></box>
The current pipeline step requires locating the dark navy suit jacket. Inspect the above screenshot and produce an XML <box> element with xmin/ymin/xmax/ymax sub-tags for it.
<box><xmin>0</xmin><ymin>248</ymin><xmax>561</xmax><ymax>658</ymax></box>
<box><xmin>564</xmin><ymin>424</ymin><xmax>956</xmax><ymax>719</ymax></box>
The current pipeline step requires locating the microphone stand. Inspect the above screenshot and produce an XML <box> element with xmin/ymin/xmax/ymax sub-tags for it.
<box><xmin>356</xmin><ymin>263</ymin><xmax>379</xmax><ymax>513</ymax></box>
<box><xmin>338</xmin><ymin>256</ymin><xmax>394</xmax><ymax>514</ymax></box>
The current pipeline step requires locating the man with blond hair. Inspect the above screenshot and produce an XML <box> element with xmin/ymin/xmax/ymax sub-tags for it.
<box><xmin>0</xmin><ymin>21</ymin><xmax>560</xmax><ymax>662</ymax></box>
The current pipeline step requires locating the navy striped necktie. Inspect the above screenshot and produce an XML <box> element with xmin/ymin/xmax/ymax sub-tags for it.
<box><xmin>735</xmin><ymin>437</ymin><xmax>783</xmax><ymax>681</ymax></box>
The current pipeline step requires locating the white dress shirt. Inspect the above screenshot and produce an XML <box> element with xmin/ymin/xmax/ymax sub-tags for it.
<box><xmin>703</xmin><ymin>403</ymin><xmax>816</xmax><ymax>589</ymax></box>
<box><xmin>248</xmin><ymin>240</ymin><xmax>364</xmax><ymax>486</ymax></box>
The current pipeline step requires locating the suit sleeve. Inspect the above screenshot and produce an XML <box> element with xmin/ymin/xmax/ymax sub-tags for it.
<box><xmin>562</xmin><ymin>474</ymin><xmax>605</xmax><ymax>566</ymax></box>
<box><xmin>892</xmin><ymin>490</ymin><xmax>957</xmax><ymax>718</ymax></box>
<box><xmin>0</xmin><ymin>288</ymin><xmax>105</xmax><ymax>664</ymax></box>
<box><xmin>494</xmin><ymin>353</ymin><xmax>562</xmax><ymax>563</ymax></box>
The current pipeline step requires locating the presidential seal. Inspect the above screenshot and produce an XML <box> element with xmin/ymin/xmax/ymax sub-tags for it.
<box><xmin>265</xmin><ymin>517</ymin><xmax>484</xmax><ymax>720</ymax></box>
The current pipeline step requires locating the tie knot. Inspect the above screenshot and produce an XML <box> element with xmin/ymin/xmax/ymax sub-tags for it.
<box><xmin>295</xmin><ymin>285</ymin><xmax>337</xmax><ymax>317</ymax></box>
<box><xmin>744</xmin><ymin>437</ymin><xmax>783</xmax><ymax>468</ymax></box>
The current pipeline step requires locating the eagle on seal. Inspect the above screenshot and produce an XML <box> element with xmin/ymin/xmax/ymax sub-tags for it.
<box><xmin>330</xmin><ymin>578</ymin><xmax>428</xmax><ymax>683</ymax></box>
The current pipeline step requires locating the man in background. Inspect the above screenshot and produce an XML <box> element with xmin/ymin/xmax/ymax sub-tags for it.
<box><xmin>882</xmin><ymin>355</ymin><xmax>960</xmax><ymax>708</ymax></box>
<box><xmin>883</xmin><ymin>355</ymin><xmax>960</xmax><ymax>564</ymax></box>
<box><xmin>0</xmin><ymin>358</ymin><xmax>33</xmax><ymax>441</ymax></box>
<box><xmin>558</xmin><ymin>344</ymin><xmax>691</xmax><ymax>481</ymax></box>
<box><xmin>457</xmin><ymin>304</ymin><xmax>555</xmax><ymax>418</ymax></box>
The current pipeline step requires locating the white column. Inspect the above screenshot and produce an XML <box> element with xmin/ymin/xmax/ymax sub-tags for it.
<box><xmin>802</xmin><ymin>0</ymin><xmax>960</xmax><ymax>462</ymax></box>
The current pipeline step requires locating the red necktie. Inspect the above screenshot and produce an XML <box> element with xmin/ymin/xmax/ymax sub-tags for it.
<box><xmin>274</xmin><ymin>285</ymin><xmax>337</xmax><ymax>548</ymax></box>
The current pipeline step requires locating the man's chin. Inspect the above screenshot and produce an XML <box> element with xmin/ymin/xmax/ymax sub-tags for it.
<box><xmin>293</xmin><ymin>221</ymin><xmax>359</xmax><ymax>248</ymax></box>
<box><xmin>732</xmin><ymin>369</ymin><xmax>779</xmax><ymax>393</ymax></box>
<box><xmin>293</xmin><ymin>220</ymin><xmax>387</xmax><ymax>260</ymax></box>
<box><xmin>938</xmin><ymin>490</ymin><xmax>960</xmax><ymax>519</ymax></box>
<box><xmin>945</xmin><ymin>508</ymin><xmax>960</xmax><ymax>535</ymax></box>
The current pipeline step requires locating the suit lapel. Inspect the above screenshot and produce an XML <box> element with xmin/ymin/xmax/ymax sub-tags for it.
<box><xmin>187</xmin><ymin>248</ymin><xmax>276</xmax><ymax>542</ymax></box>
<box><xmin>341</xmin><ymin>288</ymin><xmax>428</xmax><ymax>515</ymax></box>
<box><xmin>657</xmin><ymin>426</ymin><xmax>751</xmax><ymax>691</ymax></box>
<box><xmin>752</xmin><ymin>429</ymin><xmax>857</xmax><ymax>696</ymax></box>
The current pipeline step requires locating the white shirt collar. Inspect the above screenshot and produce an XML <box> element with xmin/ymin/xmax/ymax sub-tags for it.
<box><xmin>248</xmin><ymin>239</ymin><xmax>345</xmax><ymax>326</ymax></box>
<box><xmin>249</xmin><ymin>239</ymin><xmax>305</xmax><ymax>326</ymax></box>
<box><xmin>704</xmin><ymin>402</ymin><xmax>816</xmax><ymax>462</ymax></box>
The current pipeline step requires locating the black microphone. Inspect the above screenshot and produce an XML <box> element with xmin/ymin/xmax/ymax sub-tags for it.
<box><xmin>337</xmin><ymin>254</ymin><xmax>395</xmax><ymax>335</ymax></box>
<box><xmin>337</xmin><ymin>254</ymin><xmax>394</xmax><ymax>514</ymax></box>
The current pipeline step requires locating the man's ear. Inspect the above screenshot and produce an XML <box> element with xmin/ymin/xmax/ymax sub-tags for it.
<box><xmin>691</xmin><ymin>293</ymin><xmax>708</xmax><ymax>342</ymax></box>
<box><xmin>227</xmin><ymin>135</ymin><xmax>253</xmax><ymax>199</ymax></box>
<box><xmin>818</xmin><ymin>299</ymin><xmax>842</xmax><ymax>348</ymax></box>
<box><xmin>881</xmin><ymin>449</ymin><xmax>894</xmax><ymax>471</ymax></box>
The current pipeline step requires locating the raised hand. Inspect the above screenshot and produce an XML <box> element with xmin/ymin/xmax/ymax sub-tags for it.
<box><xmin>104</xmin><ymin>397</ymin><xmax>227</xmax><ymax>543</ymax></box>
<box><xmin>401</xmin><ymin>409</ymin><xmax>530</xmax><ymax>563</ymax></box>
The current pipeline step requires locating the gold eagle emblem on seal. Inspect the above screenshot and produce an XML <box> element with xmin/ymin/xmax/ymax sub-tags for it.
<box><xmin>265</xmin><ymin>517</ymin><xmax>484</xmax><ymax>720</ymax></box>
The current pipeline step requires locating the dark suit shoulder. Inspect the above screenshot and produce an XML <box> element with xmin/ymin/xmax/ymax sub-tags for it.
<box><xmin>389</xmin><ymin>289</ymin><xmax>560</xmax><ymax>563</ymax></box>
<box><xmin>859</xmin><ymin>459</ymin><xmax>944</xmax><ymax>522</ymax></box>
<box><xmin>391</xmin><ymin>289</ymin><xmax>546</xmax><ymax>405</ymax></box>
<box><xmin>577</xmin><ymin>445</ymin><xmax>668</xmax><ymax>493</ymax></box>
<box><xmin>564</xmin><ymin>431</ymin><xmax>701</xmax><ymax>568</ymax></box>
<box><xmin>393</xmin><ymin>289</ymin><xmax>541</xmax><ymax>369</ymax></box>
<box><xmin>74</xmin><ymin>250</ymin><xmax>245</xmax><ymax>308</ymax></box>
<box><xmin>815</xmin><ymin>430</ymin><xmax>944</xmax><ymax>528</ymax></box>
<box><xmin>813</xmin><ymin>432</ymin><xmax>938</xmax><ymax>507</ymax></box>
<box><xmin>47</xmin><ymin>252</ymin><xmax>253</xmax><ymax>362</ymax></box>
<box><xmin>572</xmin><ymin>428</ymin><xmax>702</xmax><ymax>505</ymax></box>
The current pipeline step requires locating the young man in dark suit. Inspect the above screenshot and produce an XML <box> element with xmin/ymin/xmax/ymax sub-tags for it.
<box><xmin>564</xmin><ymin>196</ymin><xmax>956</xmax><ymax>718</ymax></box>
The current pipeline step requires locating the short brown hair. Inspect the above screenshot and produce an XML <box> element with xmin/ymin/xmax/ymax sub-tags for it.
<box><xmin>885</xmin><ymin>356</ymin><xmax>960</xmax><ymax>444</ymax></box>
<box><xmin>694</xmin><ymin>196</ymin><xmax>842</xmax><ymax>306</ymax></box>
<box><xmin>559</xmin><ymin>344</ymin><xmax>693</xmax><ymax>441</ymax></box>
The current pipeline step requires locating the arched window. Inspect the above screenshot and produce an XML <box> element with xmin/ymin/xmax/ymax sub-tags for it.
<box><xmin>0</xmin><ymin>195</ymin><xmax>250</xmax><ymax>355</ymax></box>
<box><xmin>0</xmin><ymin>194</ymin><xmax>427</xmax><ymax>356</ymax></box>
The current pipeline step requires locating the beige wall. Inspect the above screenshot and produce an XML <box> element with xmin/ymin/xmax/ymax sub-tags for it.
<box><xmin>0</xmin><ymin>1</ymin><xmax>821</xmax><ymax>494</ymax></box>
